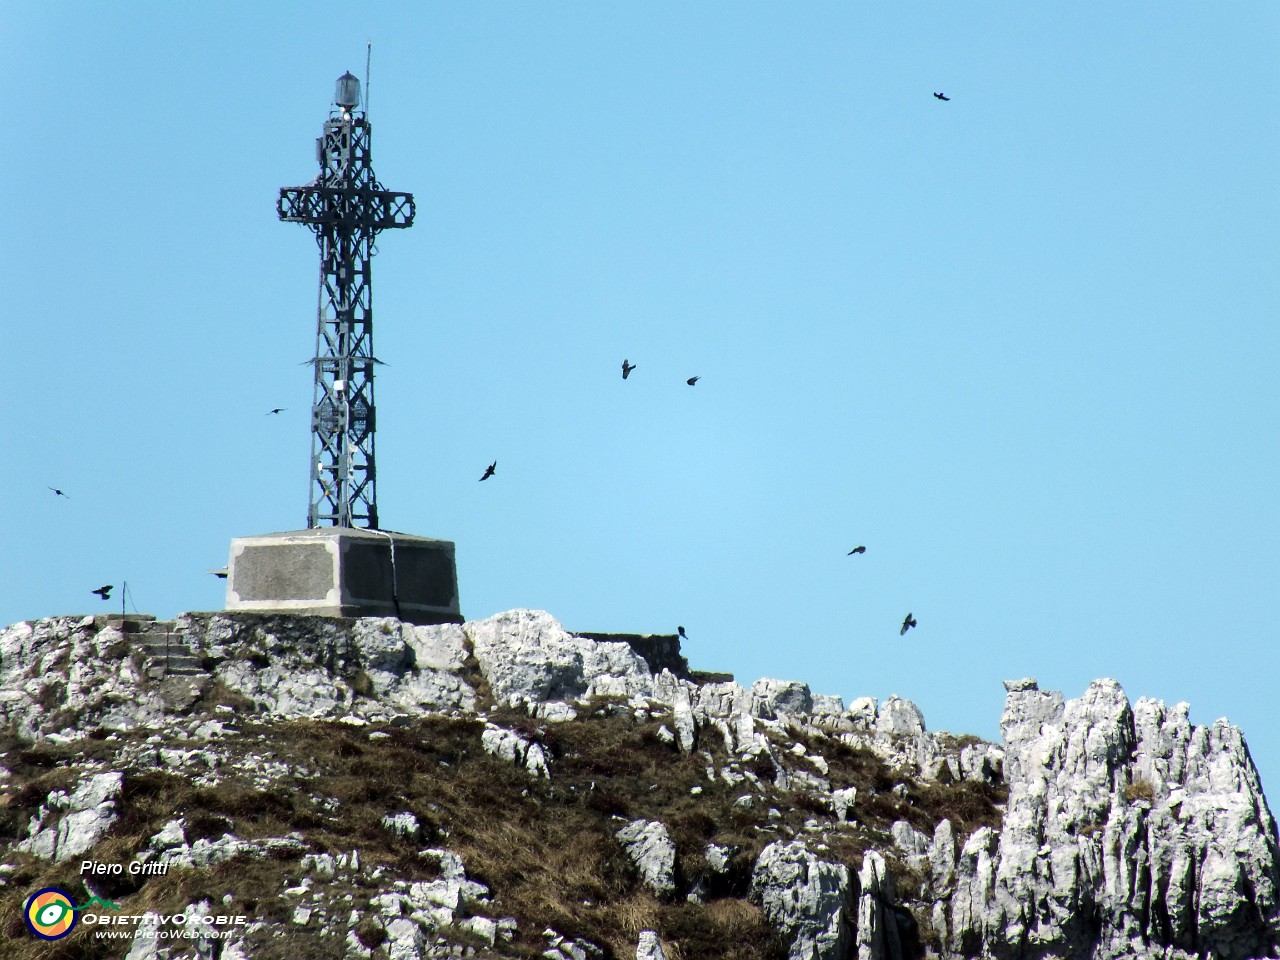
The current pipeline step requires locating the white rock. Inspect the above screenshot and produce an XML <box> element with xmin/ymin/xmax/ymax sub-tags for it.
<box><xmin>750</xmin><ymin>840</ymin><xmax>854</xmax><ymax>960</ymax></box>
<box><xmin>355</xmin><ymin>619</ymin><xmax>476</xmax><ymax>713</ymax></box>
<box><xmin>927</xmin><ymin>818</ymin><xmax>956</xmax><ymax>895</ymax></box>
<box><xmin>958</xmin><ymin>740</ymin><xmax>1004</xmax><ymax>782</ymax></box>
<box><xmin>750</xmin><ymin>678</ymin><xmax>813</xmax><ymax>719</ymax></box>
<box><xmin>530</xmin><ymin>700</ymin><xmax>579</xmax><ymax>722</ymax></box>
<box><xmin>830</xmin><ymin>787</ymin><xmax>858</xmax><ymax>821</ymax></box>
<box><xmin>302</xmin><ymin>853</ymin><xmax>336</xmax><ymax>878</ymax></box>
<box><xmin>616</xmin><ymin>820</ymin><xmax>676</xmax><ymax>897</ymax></box>
<box><xmin>874</xmin><ymin>695</ymin><xmax>926</xmax><ymax>737</ymax></box>
<box><xmin>967</xmin><ymin>677</ymin><xmax>1280</xmax><ymax>960</ymax></box>
<box><xmin>670</xmin><ymin>680</ymin><xmax>697</xmax><ymax>752</ymax></box>
<box><xmin>890</xmin><ymin>820</ymin><xmax>930</xmax><ymax>859</ymax></box>
<box><xmin>636</xmin><ymin>930</ymin><xmax>667</xmax><ymax>960</ymax></box>
<box><xmin>855</xmin><ymin>851</ymin><xmax>901</xmax><ymax>960</ymax></box>
<box><xmin>18</xmin><ymin>771</ymin><xmax>123</xmax><ymax>862</ymax></box>
<box><xmin>420</xmin><ymin>848</ymin><xmax>465</xmax><ymax>880</ymax></box>
<box><xmin>465</xmin><ymin>610</ymin><xmax>654</xmax><ymax>706</ymax></box>
<box><xmin>811</xmin><ymin>694</ymin><xmax>845</xmax><ymax>717</ymax></box>
<box><xmin>482</xmin><ymin>723</ymin><xmax>551</xmax><ymax>778</ymax></box>
<box><xmin>381</xmin><ymin>812</ymin><xmax>421</xmax><ymax>840</ymax></box>
<box><xmin>705</xmin><ymin>843</ymin><xmax>736</xmax><ymax>875</ymax></box>
<box><xmin>451</xmin><ymin>915</ymin><xmax>494</xmax><ymax>946</ymax></box>
<box><xmin>150</xmin><ymin>818</ymin><xmax>187</xmax><ymax>851</ymax></box>
<box><xmin>383</xmin><ymin>915</ymin><xmax>427</xmax><ymax>960</ymax></box>
<box><xmin>846</xmin><ymin>697</ymin><xmax>878</xmax><ymax>730</ymax></box>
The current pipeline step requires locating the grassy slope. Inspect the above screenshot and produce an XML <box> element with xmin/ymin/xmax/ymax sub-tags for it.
<box><xmin>0</xmin><ymin>700</ymin><xmax>1005</xmax><ymax>960</ymax></box>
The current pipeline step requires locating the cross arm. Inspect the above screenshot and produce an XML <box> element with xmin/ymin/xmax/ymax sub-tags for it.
<box><xmin>278</xmin><ymin>187</ymin><xmax>415</xmax><ymax>230</ymax></box>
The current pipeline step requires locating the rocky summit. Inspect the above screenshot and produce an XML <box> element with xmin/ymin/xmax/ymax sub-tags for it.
<box><xmin>0</xmin><ymin>609</ymin><xmax>1276</xmax><ymax>960</ymax></box>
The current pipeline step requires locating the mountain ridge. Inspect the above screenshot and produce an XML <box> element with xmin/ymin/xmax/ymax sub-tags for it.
<box><xmin>0</xmin><ymin>609</ymin><xmax>1275</xmax><ymax>959</ymax></box>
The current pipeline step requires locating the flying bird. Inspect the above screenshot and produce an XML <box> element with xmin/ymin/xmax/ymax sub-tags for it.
<box><xmin>686</xmin><ymin>376</ymin><xmax>701</xmax><ymax>386</ymax></box>
<box><xmin>847</xmin><ymin>546</ymin><xmax>866</xmax><ymax>555</ymax></box>
<box><xmin>900</xmin><ymin>613</ymin><xmax>918</xmax><ymax>636</ymax></box>
<box><xmin>266</xmin><ymin>408</ymin><xmax>287</xmax><ymax>415</ymax></box>
<box><xmin>479</xmin><ymin>461</ymin><xmax>497</xmax><ymax>482</ymax></box>
<box><xmin>622</xmin><ymin>359</ymin><xmax>637</xmax><ymax>380</ymax></box>
<box><xmin>677</xmin><ymin>626</ymin><xmax>688</xmax><ymax>640</ymax></box>
<box><xmin>48</xmin><ymin>487</ymin><xmax>69</xmax><ymax>498</ymax></box>
<box><xmin>91</xmin><ymin>585</ymin><xmax>113</xmax><ymax>600</ymax></box>
<box><xmin>933</xmin><ymin>92</ymin><xmax>951</xmax><ymax>101</ymax></box>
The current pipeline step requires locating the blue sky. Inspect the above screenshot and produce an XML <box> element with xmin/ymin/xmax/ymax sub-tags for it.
<box><xmin>4</xmin><ymin>4</ymin><xmax>1277</xmax><ymax>789</ymax></box>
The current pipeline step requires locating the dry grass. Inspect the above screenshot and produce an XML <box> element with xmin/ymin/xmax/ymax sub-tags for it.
<box><xmin>0</xmin><ymin>700</ymin><xmax>1008</xmax><ymax>960</ymax></box>
<box><xmin>909</xmin><ymin>779</ymin><xmax>1008</xmax><ymax>838</ymax></box>
<box><xmin>1124</xmin><ymin>779</ymin><xmax>1155</xmax><ymax>803</ymax></box>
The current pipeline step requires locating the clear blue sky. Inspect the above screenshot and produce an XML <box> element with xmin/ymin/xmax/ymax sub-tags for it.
<box><xmin>4</xmin><ymin>4</ymin><xmax>1277</xmax><ymax>789</ymax></box>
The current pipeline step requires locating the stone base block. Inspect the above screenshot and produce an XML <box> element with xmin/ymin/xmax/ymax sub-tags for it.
<box><xmin>225</xmin><ymin>528</ymin><xmax>462</xmax><ymax>625</ymax></box>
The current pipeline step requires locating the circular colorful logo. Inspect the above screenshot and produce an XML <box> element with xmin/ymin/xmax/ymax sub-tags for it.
<box><xmin>25</xmin><ymin>887</ymin><xmax>78</xmax><ymax>940</ymax></box>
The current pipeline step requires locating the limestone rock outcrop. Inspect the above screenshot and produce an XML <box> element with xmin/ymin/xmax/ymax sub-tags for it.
<box><xmin>750</xmin><ymin>840</ymin><xmax>856</xmax><ymax>960</ymax></box>
<box><xmin>617</xmin><ymin>819</ymin><xmax>678</xmax><ymax>897</ymax></box>
<box><xmin>481</xmin><ymin>723</ymin><xmax>551</xmax><ymax>778</ymax></box>
<box><xmin>465</xmin><ymin>609</ymin><xmax>654</xmax><ymax>707</ymax></box>
<box><xmin>1</xmin><ymin>610</ymin><xmax>1277</xmax><ymax>960</ymax></box>
<box><xmin>933</xmin><ymin>678</ymin><xmax>1280</xmax><ymax>960</ymax></box>
<box><xmin>16</xmin><ymin>770</ymin><xmax>123</xmax><ymax>862</ymax></box>
<box><xmin>636</xmin><ymin>929</ymin><xmax>668</xmax><ymax>960</ymax></box>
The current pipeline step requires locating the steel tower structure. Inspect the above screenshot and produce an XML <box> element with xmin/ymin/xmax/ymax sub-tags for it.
<box><xmin>278</xmin><ymin>72</ymin><xmax>415</xmax><ymax>529</ymax></box>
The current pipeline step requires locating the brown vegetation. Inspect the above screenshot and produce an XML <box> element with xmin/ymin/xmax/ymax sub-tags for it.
<box><xmin>0</xmin><ymin>700</ymin><xmax>1006</xmax><ymax>960</ymax></box>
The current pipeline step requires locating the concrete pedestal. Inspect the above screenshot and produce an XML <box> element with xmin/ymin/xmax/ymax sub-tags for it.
<box><xmin>225</xmin><ymin>528</ymin><xmax>461</xmax><ymax>625</ymax></box>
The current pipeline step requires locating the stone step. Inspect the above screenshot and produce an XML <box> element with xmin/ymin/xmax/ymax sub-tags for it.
<box><xmin>146</xmin><ymin>663</ymin><xmax>206</xmax><ymax>678</ymax></box>
<box><xmin>138</xmin><ymin>641</ymin><xmax>197</xmax><ymax>657</ymax></box>
<box><xmin>145</xmin><ymin>653</ymin><xmax>203</xmax><ymax>669</ymax></box>
<box><xmin>142</xmin><ymin>661</ymin><xmax>204</xmax><ymax>676</ymax></box>
<box><xmin>140</xmin><ymin>647</ymin><xmax>200</xmax><ymax>662</ymax></box>
<box><xmin>134</xmin><ymin>625</ymin><xmax>207</xmax><ymax>677</ymax></box>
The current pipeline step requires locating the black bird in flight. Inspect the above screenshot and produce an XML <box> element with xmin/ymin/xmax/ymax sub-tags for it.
<box><xmin>686</xmin><ymin>376</ymin><xmax>701</xmax><ymax>386</ymax></box>
<box><xmin>847</xmin><ymin>546</ymin><xmax>866</xmax><ymax>555</ymax></box>
<box><xmin>677</xmin><ymin>626</ymin><xmax>688</xmax><ymax>640</ymax></box>
<box><xmin>900</xmin><ymin>613</ymin><xmax>918</xmax><ymax>636</ymax></box>
<box><xmin>91</xmin><ymin>585</ymin><xmax>113</xmax><ymax>601</ymax></box>
<box><xmin>48</xmin><ymin>487</ymin><xmax>69</xmax><ymax>498</ymax></box>
<box><xmin>933</xmin><ymin>92</ymin><xmax>951</xmax><ymax>101</ymax></box>
<box><xmin>266</xmin><ymin>408</ymin><xmax>286</xmax><ymax>415</ymax></box>
<box><xmin>622</xmin><ymin>359</ymin><xmax>637</xmax><ymax>380</ymax></box>
<box><xmin>479</xmin><ymin>461</ymin><xmax>497</xmax><ymax>482</ymax></box>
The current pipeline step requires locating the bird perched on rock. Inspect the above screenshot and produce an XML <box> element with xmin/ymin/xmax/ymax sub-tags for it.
<box><xmin>622</xmin><ymin>359</ymin><xmax>637</xmax><ymax>380</ymax></box>
<box><xmin>677</xmin><ymin>626</ymin><xmax>688</xmax><ymax>640</ymax></box>
<box><xmin>847</xmin><ymin>545</ymin><xmax>866</xmax><ymax>555</ymax></box>
<box><xmin>48</xmin><ymin>487</ymin><xmax>69</xmax><ymax>498</ymax></box>
<box><xmin>686</xmin><ymin>376</ymin><xmax>700</xmax><ymax>386</ymax></box>
<box><xmin>900</xmin><ymin>613</ymin><xmax>918</xmax><ymax>635</ymax></box>
<box><xmin>92</xmin><ymin>585</ymin><xmax>113</xmax><ymax>600</ymax></box>
<box><xmin>933</xmin><ymin>92</ymin><xmax>951</xmax><ymax>101</ymax></box>
<box><xmin>479</xmin><ymin>461</ymin><xmax>497</xmax><ymax>482</ymax></box>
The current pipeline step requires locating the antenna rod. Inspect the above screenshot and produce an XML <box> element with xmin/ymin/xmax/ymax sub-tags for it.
<box><xmin>365</xmin><ymin>41</ymin><xmax>372</xmax><ymax>115</ymax></box>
